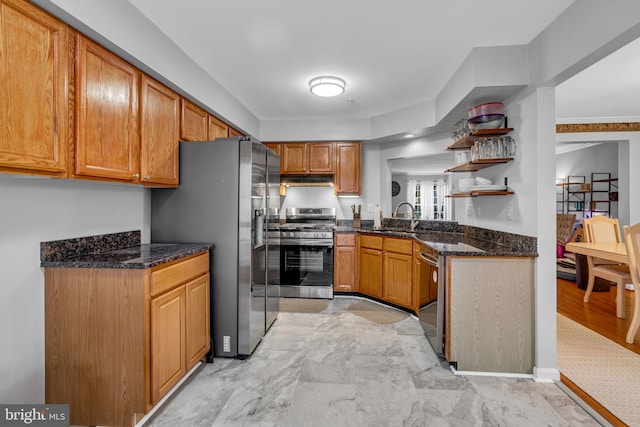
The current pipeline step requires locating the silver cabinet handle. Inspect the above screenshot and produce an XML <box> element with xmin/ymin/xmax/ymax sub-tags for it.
<box><xmin>133</xmin><ymin>173</ymin><xmax>140</xmax><ymax>178</ymax></box>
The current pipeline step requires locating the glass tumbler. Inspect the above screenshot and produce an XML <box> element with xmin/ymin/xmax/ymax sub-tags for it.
<box><xmin>501</xmin><ymin>136</ymin><xmax>516</xmax><ymax>157</ymax></box>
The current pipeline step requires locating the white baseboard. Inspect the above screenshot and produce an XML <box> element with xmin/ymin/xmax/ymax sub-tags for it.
<box><xmin>135</xmin><ymin>362</ymin><xmax>203</xmax><ymax>426</ymax></box>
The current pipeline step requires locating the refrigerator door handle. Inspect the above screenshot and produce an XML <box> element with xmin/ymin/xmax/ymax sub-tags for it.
<box><xmin>254</xmin><ymin>209</ymin><xmax>265</xmax><ymax>248</ymax></box>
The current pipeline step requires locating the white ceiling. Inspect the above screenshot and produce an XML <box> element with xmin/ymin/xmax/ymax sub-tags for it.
<box><xmin>128</xmin><ymin>0</ymin><xmax>576</xmax><ymax>123</ymax></box>
<box><xmin>556</xmin><ymin>35</ymin><xmax>640</xmax><ymax>122</ymax></box>
<box><xmin>126</xmin><ymin>0</ymin><xmax>639</xmax><ymax>174</ymax></box>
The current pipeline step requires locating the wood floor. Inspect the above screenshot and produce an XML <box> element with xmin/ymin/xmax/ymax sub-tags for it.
<box><xmin>557</xmin><ymin>277</ymin><xmax>639</xmax><ymax>426</ymax></box>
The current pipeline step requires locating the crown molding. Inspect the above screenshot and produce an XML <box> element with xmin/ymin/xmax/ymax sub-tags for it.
<box><xmin>556</xmin><ymin>122</ymin><xmax>640</xmax><ymax>133</ymax></box>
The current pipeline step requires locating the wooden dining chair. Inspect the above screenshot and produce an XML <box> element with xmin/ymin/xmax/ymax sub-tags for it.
<box><xmin>582</xmin><ymin>216</ymin><xmax>631</xmax><ymax>318</ymax></box>
<box><xmin>623</xmin><ymin>223</ymin><xmax>640</xmax><ymax>343</ymax></box>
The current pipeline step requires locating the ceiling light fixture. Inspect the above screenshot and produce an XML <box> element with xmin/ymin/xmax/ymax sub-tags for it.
<box><xmin>309</xmin><ymin>76</ymin><xmax>346</xmax><ymax>97</ymax></box>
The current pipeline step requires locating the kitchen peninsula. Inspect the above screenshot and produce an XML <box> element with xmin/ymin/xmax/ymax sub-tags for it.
<box><xmin>335</xmin><ymin>220</ymin><xmax>537</xmax><ymax>374</ymax></box>
<box><xmin>41</xmin><ymin>231</ymin><xmax>211</xmax><ymax>427</ymax></box>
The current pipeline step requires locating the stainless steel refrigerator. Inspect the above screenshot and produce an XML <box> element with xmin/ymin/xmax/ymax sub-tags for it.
<box><xmin>151</xmin><ymin>137</ymin><xmax>280</xmax><ymax>358</ymax></box>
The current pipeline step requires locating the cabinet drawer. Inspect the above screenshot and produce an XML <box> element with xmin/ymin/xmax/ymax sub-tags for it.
<box><xmin>384</xmin><ymin>237</ymin><xmax>412</xmax><ymax>254</ymax></box>
<box><xmin>360</xmin><ymin>234</ymin><xmax>383</xmax><ymax>250</ymax></box>
<box><xmin>151</xmin><ymin>252</ymin><xmax>209</xmax><ymax>297</ymax></box>
<box><xmin>335</xmin><ymin>233</ymin><xmax>356</xmax><ymax>247</ymax></box>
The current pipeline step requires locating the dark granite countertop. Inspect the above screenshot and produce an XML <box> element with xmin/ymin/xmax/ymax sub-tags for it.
<box><xmin>40</xmin><ymin>231</ymin><xmax>211</xmax><ymax>269</ymax></box>
<box><xmin>335</xmin><ymin>223</ymin><xmax>537</xmax><ymax>258</ymax></box>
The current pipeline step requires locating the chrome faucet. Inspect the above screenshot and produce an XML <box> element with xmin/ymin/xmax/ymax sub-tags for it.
<box><xmin>393</xmin><ymin>202</ymin><xmax>419</xmax><ymax>231</ymax></box>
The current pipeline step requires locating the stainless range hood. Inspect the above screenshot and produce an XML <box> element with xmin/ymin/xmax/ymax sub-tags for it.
<box><xmin>280</xmin><ymin>175</ymin><xmax>334</xmax><ymax>187</ymax></box>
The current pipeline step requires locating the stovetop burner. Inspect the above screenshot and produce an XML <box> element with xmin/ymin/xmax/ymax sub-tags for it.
<box><xmin>282</xmin><ymin>207</ymin><xmax>336</xmax><ymax>231</ymax></box>
<box><xmin>279</xmin><ymin>223</ymin><xmax>334</xmax><ymax>230</ymax></box>
<box><xmin>279</xmin><ymin>208</ymin><xmax>336</xmax><ymax>244</ymax></box>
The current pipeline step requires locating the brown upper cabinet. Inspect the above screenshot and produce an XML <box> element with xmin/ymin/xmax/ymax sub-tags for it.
<box><xmin>209</xmin><ymin>116</ymin><xmax>229</xmax><ymax>140</ymax></box>
<box><xmin>180</xmin><ymin>99</ymin><xmax>208</xmax><ymax>141</ymax></box>
<box><xmin>265</xmin><ymin>141</ymin><xmax>361</xmax><ymax>195</ymax></box>
<box><xmin>180</xmin><ymin>98</ymin><xmax>233</xmax><ymax>141</ymax></box>
<box><xmin>74</xmin><ymin>34</ymin><xmax>141</xmax><ymax>183</ymax></box>
<box><xmin>264</xmin><ymin>143</ymin><xmax>281</xmax><ymax>156</ymax></box>
<box><xmin>74</xmin><ymin>34</ymin><xmax>179</xmax><ymax>187</ymax></box>
<box><xmin>0</xmin><ymin>0</ymin><xmax>69</xmax><ymax>177</ymax></box>
<box><xmin>281</xmin><ymin>142</ymin><xmax>333</xmax><ymax>175</ymax></box>
<box><xmin>334</xmin><ymin>141</ymin><xmax>361</xmax><ymax>195</ymax></box>
<box><xmin>140</xmin><ymin>75</ymin><xmax>180</xmax><ymax>186</ymax></box>
<box><xmin>228</xmin><ymin>127</ymin><xmax>244</xmax><ymax>138</ymax></box>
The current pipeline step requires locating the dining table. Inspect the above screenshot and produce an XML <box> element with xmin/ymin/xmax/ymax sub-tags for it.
<box><xmin>565</xmin><ymin>241</ymin><xmax>637</xmax><ymax>343</ymax></box>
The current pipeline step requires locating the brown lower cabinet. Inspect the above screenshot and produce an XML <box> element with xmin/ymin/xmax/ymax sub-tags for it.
<box><xmin>352</xmin><ymin>234</ymin><xmax>422</xmax><ymax>313</ymax></box>
<box><xmin>334</xmin><ymin>233</ymin><xmax>357</xmax><ymax>292</ymax></box>
<box><xmin>45</xmin><ymin>251</ymin><xmax>210</xmax><ymax>427</ymax></box>
<box><xmin>358</xmin><ymin>234</ymin><xmax>384</xmax><ymax>299</ymax></box>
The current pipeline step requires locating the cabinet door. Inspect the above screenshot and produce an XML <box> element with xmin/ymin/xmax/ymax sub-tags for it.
<box><xmin>180</xmin><ymin>99</ymin><xmax>208</xmax><ymax>141</ymax></box>
<box><xmin>359</xmin><ymin>247</ymin><xmax>383</xmax><ymax>298</ymax></box>
<box><xmin>75</xmin><ymin>35</ymin><xmax>140</xmax><ymax>181</ymax></box>
<box><xmin>186</xmin><ymin>274</ymin><xmax>210</xmax><ymax>370</ymax></box>
<box><xmin>0</xmin><ymin>0</ymin><xmax>69</xmax><ymax>176</ymax></box>
<box><xmin>208</xmin><ymin>115</ymin><xmax>229</xmax><ymax>140</ymax></box>
<box><xmin>151</xmin><ymin>285</ymin><xmax>186</xmax><ymax>404</ymax></box>
<box><xmin>228</xmin><ymin>127</ymin><xmax>244</xmax><ymax>137</ymax></box>
<box><xmin>308</xmin><ymin>142</ymin><xmax>334</xmax><ymax>174</ymax></box>
<box><xmin>282</xmin><ymin>143</ymin><xmax>307</xmax><ymax>174</ymax></box>
<box><xmin>335</xmin><ymin>142</ymin><xmax>361</xmax><ymax>194</ymax></box>
<box><xmin>140</xmin><ymin>75</ymin><xmax>179</xmax><ymax>186</ymax></box>
<box><xmin>384</xmin><ymin>251</ymin><xmax>413</xmax><ymax>308</ymax></box>
<box><xmin>335</xmin><ymin>246</ymin><xmax>357</xmax><ymax>292</ymax></box>
<box><xmin>264</xmin><ymin>143</ymin><xmax>281</xmax><ymax>156</ymax></box>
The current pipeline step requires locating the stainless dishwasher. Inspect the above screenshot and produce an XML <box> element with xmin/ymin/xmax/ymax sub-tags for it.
<box><xmin>417</xmin><ymin>244</ymin><xmax>445</xmax><ymax>356</ymax></box>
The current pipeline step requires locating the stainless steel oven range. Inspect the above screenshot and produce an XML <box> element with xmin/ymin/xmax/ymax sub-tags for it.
<box><xmin>278</xmin><ymin>207</ymin><xmax>335</xmax><ymax>299</ymax></box>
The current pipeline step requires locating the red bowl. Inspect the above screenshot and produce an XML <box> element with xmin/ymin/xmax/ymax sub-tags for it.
<box><xmin>468</xmin><ymin>102</ymin><xmax>503</xmax><ymax>119</ymax></box>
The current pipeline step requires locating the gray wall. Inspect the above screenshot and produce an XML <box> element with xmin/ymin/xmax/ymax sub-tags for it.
<box><xmin>556</xmin><ymin>142</ymin><xmax>619</xmax><ymax>218</ymax></box>
<box><xmin>0</xmin><ymin>175</ymin><xmax>147</xmax><ymax>403</ymax></box>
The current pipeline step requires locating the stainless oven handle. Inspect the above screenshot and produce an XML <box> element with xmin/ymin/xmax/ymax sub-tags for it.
<box><xmin>419</xmin><ymin>252</ymin><xmax>439</xmax><ymax>267</ymax></box>
<box><xmin>280</xmin><ymin>239</ymin><xmax>333</xmax><ymax>247</ymax></box>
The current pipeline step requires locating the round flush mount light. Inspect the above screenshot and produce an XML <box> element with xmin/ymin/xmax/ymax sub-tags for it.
<box><xmin>309</xmin><ymin>76</ymin><xmax>346</xmax><ymax>97</ymax></box>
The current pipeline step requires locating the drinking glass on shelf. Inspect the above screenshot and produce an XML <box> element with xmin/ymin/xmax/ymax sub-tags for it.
<box><xmin>501</xmin><ymin>136</ymin><xmax>516</xmax><ymax>157</ymax></box>
<box><xmin>476</xmin><ymin>137</ymin><xmax>487</xmax><ymax>159</ymax></box>
<box><xmin>470</xmin><ymin>143</ymin><xmax>479</xmax><ymax>161</ymax></box>
<box><xmin>491</xmin><ymin>138</ymin><xmax>504</xmax><ymax>159</ymax></box>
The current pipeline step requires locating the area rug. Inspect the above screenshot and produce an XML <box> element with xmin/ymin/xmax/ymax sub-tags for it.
<box><xmin>279</xmin><ymin>298</ymin><xmax>329</xmax><ymax>313</ymax></box>
<box><xmin>557</xmin><ymin>313</ymin><xmax>640</xmax><ymax>426</ymax></box>
<box><xmin>346</xmin><ymin>300</ymin><xmax>409</xmax><ymax>324</ymax></box>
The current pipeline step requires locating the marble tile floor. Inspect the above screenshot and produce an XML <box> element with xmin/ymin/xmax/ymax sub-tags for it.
<box><xmin>145</xmin><ymin>297</ymin><xmax>602</xmax><ymax>427</ymax></box>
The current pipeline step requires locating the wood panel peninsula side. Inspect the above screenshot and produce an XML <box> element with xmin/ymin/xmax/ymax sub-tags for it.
<box><xmin>41</xmin><ymin>231</ymin><xmax>211</xmax><ymax>427</ymax></box>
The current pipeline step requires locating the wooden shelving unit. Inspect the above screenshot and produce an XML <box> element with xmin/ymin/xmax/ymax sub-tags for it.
<box><xmin>448</xmin><ymin>190</ymin><xmax>514</xmax><ymax>198</ymax></box>
<box><xmin>447</xmin><ymin>128</ymin><xmax>514</xmax><ymax>150</ymax></box>
<box><xmin>446</xmin><ymin>125</ymin><xmax>515</xmax><ymax>197</ymax></box>
<box><xmin>590</xmin><ymin>173</ymin><xmax>617</xmax><ymax>216</ymax></box>
<box><xmin>557</xmin><ymin>173</ymin><xmax>617</xmax><ymax>218</ymax></box>
<box><xmin>445</xmin><ymin>157</ymin><xmax>513</xmax><ymax>173</ymax></box>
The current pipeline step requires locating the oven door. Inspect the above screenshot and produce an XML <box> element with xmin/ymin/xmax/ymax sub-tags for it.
<box><xmin>280</xmin><ymin>240</ymin><xmax>334</xmax><ymax>299</ymax></box>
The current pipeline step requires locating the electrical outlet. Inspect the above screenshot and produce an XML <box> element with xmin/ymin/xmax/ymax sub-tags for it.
<box><xmin>475</xmin><ymin>206</ymin><xmax>481</xmax><ymax>217</ymax></box>
<box><xmin>223</xmin><ymin>336</ymin><xmax>231</xmax><ymax>352</ymax></box>
<box><xmin>506</xmin><ymin>205</ymin><xmax>513</xmax><ymax>221</ymax></box>
<box><xmin>466</xmin><ymin>201</ymin><xmax>474</xmax><ymax>216</ymax></box>
<box><xmin>367</xmin><ymin>203</ymin><xmax>374</xmax><ymax>213</ymax></box>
